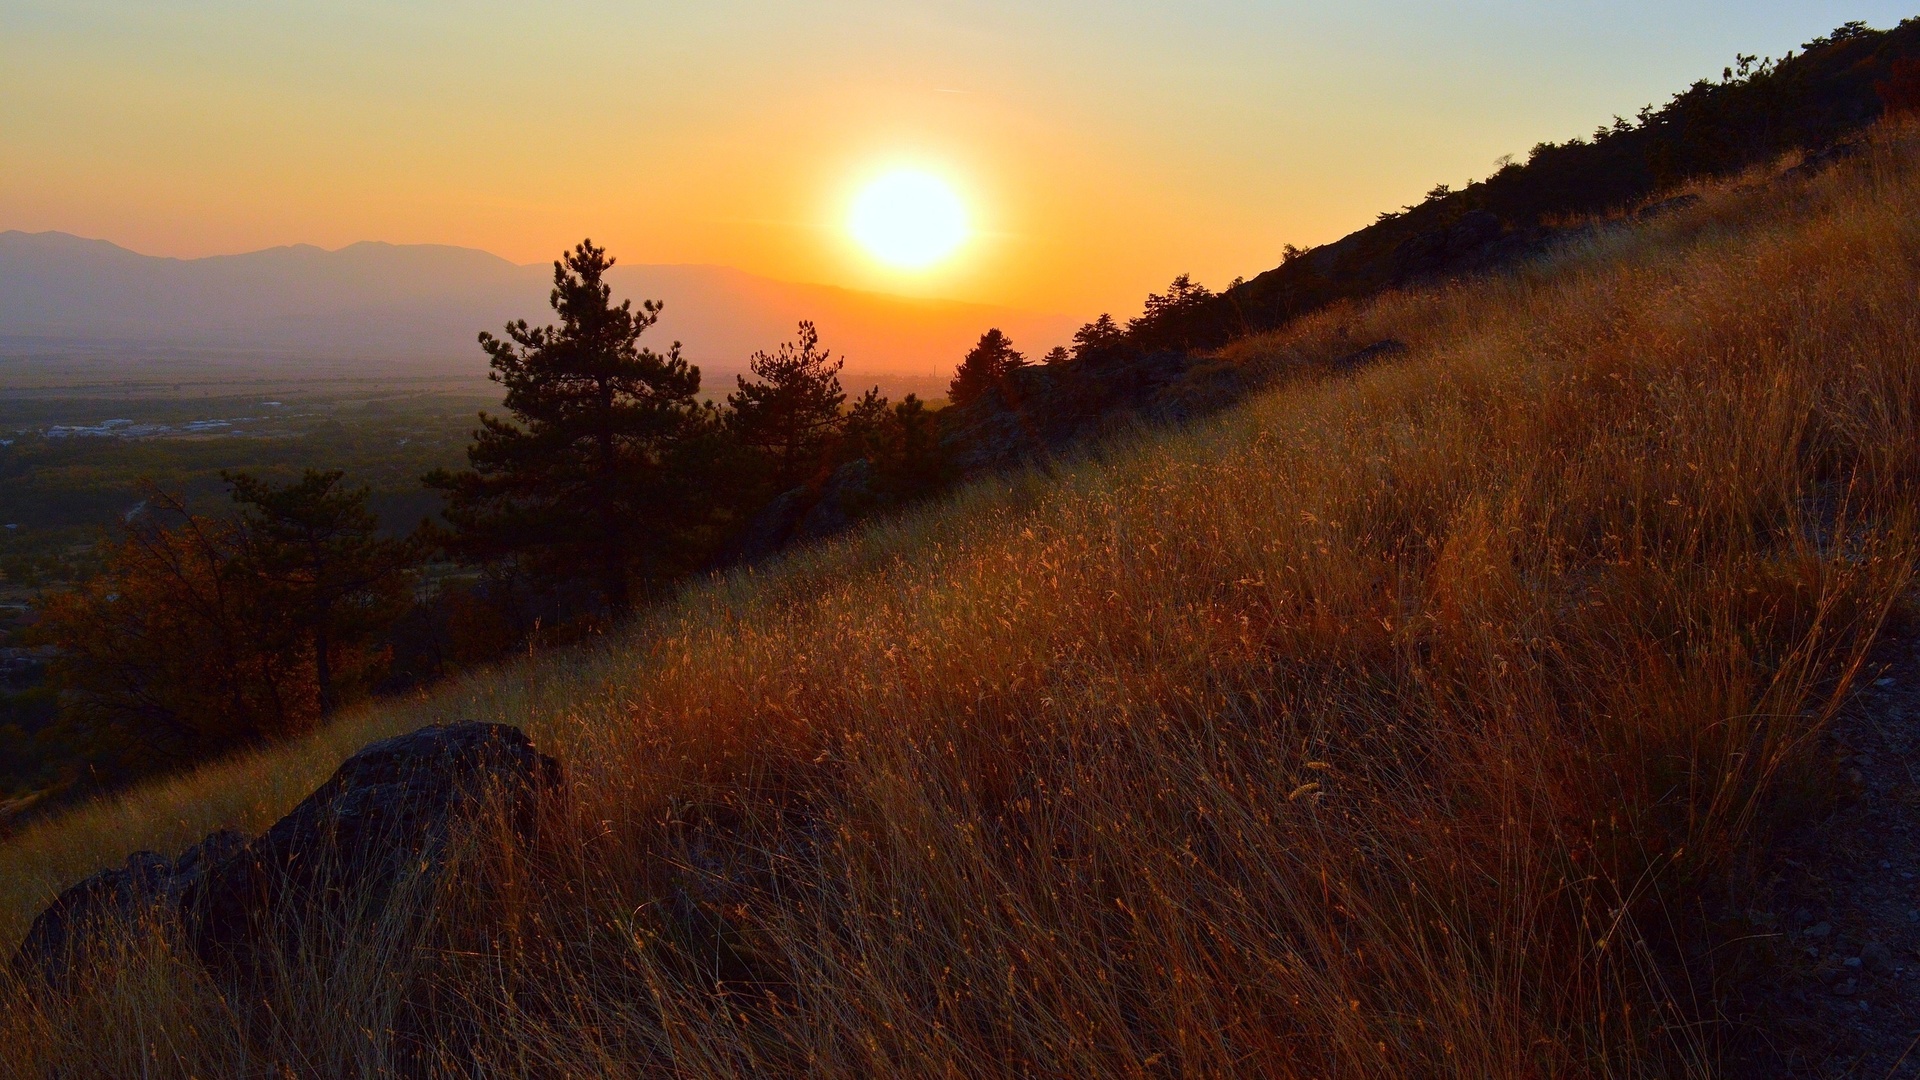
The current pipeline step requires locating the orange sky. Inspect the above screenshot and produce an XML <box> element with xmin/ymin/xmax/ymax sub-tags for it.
<box><xmin>2</xmin><ymin>3</ymin><xmax>1909</xmax><ymax>320</ymax></box>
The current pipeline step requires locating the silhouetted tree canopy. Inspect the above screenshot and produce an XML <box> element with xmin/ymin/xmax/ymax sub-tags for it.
<box><xmin>727</xmin><ymin>321</ymin><xmax>847</xmax><ymax>490</ymax></box>
<box><xmin>226</xmin><ymin>469</ymin><xmax>418</xmax><ymax>717</ymax></box>
<box><xmin>426</xmin><ymin>240</ymin><xmax>713</xmax><ymax>614</ymax></box>
<box><xmin>948</xmin><ymin>328</ymin><xmax>1027</xmax><ymax>406</ymax></box>
<box><xmin>1126</xmin><ymin>274</ymin><xmax>1216</xmax><ymax>351</ymax></box>
<box><xmin>1071</xmin><ymin>313</ymin><xmax>1125</xmax><ymax>361</ymax></box>
<box><xmin>31</xmin><ymin>501</ymin><xmax>264</xmax><ymax>768</ymax></box>
<box><xmin>31</xmin><ymin>472</ymin><xmax>419</xmax><ymax>773</ymax></box>
<box><xmin>879</xmin><ymin>394</ymin><xmax>943</xmax><ymax>496</ymax></box>
<box><xmin>836</xmin><ymin>386</ymin><xmax>894</xmax><ymax>463</ymax></box>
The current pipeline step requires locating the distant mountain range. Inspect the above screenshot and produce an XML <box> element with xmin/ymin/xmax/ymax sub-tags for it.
<box><xmin>0</xmin><ymin>231</ymin><xmax>1075</xmax><ymax>377</ymax></box>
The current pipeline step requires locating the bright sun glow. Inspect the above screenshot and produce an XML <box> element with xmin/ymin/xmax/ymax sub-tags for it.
<box><xmin>848</xmin><ymin>170</ymin><xmax>968</xmax><ymax>269</ymax></box>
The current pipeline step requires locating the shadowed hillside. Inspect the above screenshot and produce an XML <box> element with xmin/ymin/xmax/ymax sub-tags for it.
<box><xmin>1082</xmin><ymin>19</ymin><xmax>1920</xmax><ymax>358</ymax></box>
<box><xmin>3</xmin><ymin>108</ymin><xmax>1918</xmax><ymax>1077</ymax></box>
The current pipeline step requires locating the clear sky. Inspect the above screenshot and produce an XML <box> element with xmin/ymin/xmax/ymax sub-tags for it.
<box><xmin>2</xmin><ymin>2</ymin><xmax>1913</xmax><ymax>318</ymax></box>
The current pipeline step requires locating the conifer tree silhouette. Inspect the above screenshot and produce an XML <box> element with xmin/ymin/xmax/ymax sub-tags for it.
<box><xmin>427</xmin><ymin>241</ymin><xmax>710</xmax><ymax>614</ymax></box>
<box><xmin>948</xmin><ymin>328</ymin><xmax>1027</xmax><ymax>406</ymax></box>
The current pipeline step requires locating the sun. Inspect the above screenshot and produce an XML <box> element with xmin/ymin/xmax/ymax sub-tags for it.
<box><xmin>848</xmin><ymin>169</ymin><xmax>968</xmax><ymax>269</ymax></box>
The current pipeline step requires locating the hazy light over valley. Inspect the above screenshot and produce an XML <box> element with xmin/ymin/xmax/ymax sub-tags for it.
<box><xmin>3</xmin><ymin>1</ymin><xmax>1910</xmax><ymax>322</ymax></box>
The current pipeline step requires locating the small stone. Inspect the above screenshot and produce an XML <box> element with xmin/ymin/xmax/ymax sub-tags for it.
<box><xmin>1807</xmin><ymin>922</ymin><xmax>1833</xmax><ymax>938</ymax></box>
<box><xmin>1882</xmin><ymin>860</ymin><xmax>1894</xmax><ymax>869</ymax></box>
<box><xmin>1864</xmin><ymin>941</ymin><xmax>1896</xmax><ymax>973</ymax></box>
<box><xmin>1834</xmin><ymin>978</ymin><xmax>1858</xmax><ymax>996</ymax></box>
<box><xmin>1909</xmin><ymin>910</ymin><xmax>1919</xmax><ymax>922</ymax></box>
<box><xmin>1876</xmin><ymin>677</ymin><xmax>1897</xmax><ymax>688</ymax></box>
<box><xmin>1845</xmin><ymin>956</ymin><xmax>1864</xmax><ymax>968</ymax></box>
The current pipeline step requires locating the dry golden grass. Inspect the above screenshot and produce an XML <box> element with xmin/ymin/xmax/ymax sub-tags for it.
<box><xmin>5</xmin><ymin>124</ymin><xmax>1920</xmax><ymax>1077</ymax></box>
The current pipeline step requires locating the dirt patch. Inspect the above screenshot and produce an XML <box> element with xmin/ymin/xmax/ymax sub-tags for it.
<box><xmin>1727</xmin><ymin>629</ymin><xmax>1920</xmax><ymax>1076</ymax></box>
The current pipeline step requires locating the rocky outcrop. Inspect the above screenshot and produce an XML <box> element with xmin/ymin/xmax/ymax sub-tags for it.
<box><xmin>1333</xmin><ymin>339</ymin><xmax>1410</xmax><ymax>371</ymax></box>
<box><xmin>185</xmin><ymin>722</ymin><xmax>563</xmax><ymax>970</ymax></box>
<box><xmin>937</xmin><ymin>349</ymin><xmax>1198</xmax><ymax>474</ymax></box>
<box><xmin>12</xmin><ymin>830</ymin><xmax>245</xmax><ymax>985</ymax></box>
<box><xmin>730</xmin><ymin>484</ymin><xmax>811</xmax><ymax>563</ymax></box>
<box><xmin>11</xmin><ymin>722</ymin><xmax>564</xmax><ymax>985</ymax></box>
<box><xmin>795</xmin><ymin>458</ymin><xmax>877</xmax><ymax>542</ymax></box>
<box><xmin>730</xmin><ymin>457</ymin><xmax>885</xmax><ymax>560</ymax></box>
<box><xmin>1389</xmin><ymin>210</ymin><xmax>1506</xmax><ymax>280</ymax></box>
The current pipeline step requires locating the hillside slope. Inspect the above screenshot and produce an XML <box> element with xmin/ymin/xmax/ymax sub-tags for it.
<box><xmin>5</xmin><ymin>126</ymin><xmax>1920</xmax><ymax>1080</ymax></box>
<box><xmin>1110</xmin><ymin>19</ymin><xmax>1920</xmax><ymax>358</ymax></box>
<box><xmin>915</xmin><ymin>21</ymin><xmax>1920</xmax><ymax>490</ymax></box>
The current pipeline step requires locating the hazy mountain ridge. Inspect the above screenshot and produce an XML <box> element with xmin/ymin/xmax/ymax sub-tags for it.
<box><xmin>0</xmin><ymin>230</ymin><xmax>1075</xmax><ymax>376</ymax></box>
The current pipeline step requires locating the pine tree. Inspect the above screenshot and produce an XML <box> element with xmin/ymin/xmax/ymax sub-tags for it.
<box><xmin>1071</xmin><ymin>313</ymin><xmax>1125</xmax><ymax>360</ymax></box>
<box><xmin>947</xmin><ymin>328</ymin><xmax>1027</xmax><ymax>406</ymax></box>
<box><xmin>426</xmin><ymin>241</ymin><xmax>710</xmax><ymax>615</ymax></box>
<box><xmin>727</xmin><ymin>321</ymin><xmax>847</xmax><ymax>490</ymax></box>
<box><xmin>837</xmin><ymin>386</ymin><xmax>894</xmax><ymax>463</ymax></box>
<box><xmin>225</xmin><ymin>469</ymin><xmax>416</xmax><ymax>717</ymax></box>
<box><xmin>884</xmin><ymin>394</ymin><xmax>942</xmax><ymax>496</ymax></box>
<box><xmin>1124</xmin><ymin>275</ymin><xmax>1219</xmax><ymax>352</ymax></box>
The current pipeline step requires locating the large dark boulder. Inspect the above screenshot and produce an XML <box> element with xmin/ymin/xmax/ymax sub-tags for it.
<box><xmin>183</xmin><ymin>722</ymin><xmax>564</xmax><ymax>969</ymax></box>
<box><xmin>730</xmin><ymin>484</ymin><xmax>811</xmax><ymax>563</ymax></box>
<box><xmin>12</xmin><ymin>830</ymin><xmax>245</xmax><ymax>985</ymax></box>
<box><xmin>10</xmin><ymin>723</ymin><xmax>564</xmax><ymax>985</ymax></box>
<box><xmin>795</xmin><ymin>458</ymin><xmax>877</xmax><ymax>542</ymax></box>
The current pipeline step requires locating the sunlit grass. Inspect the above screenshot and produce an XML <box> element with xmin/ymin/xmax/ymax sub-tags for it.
<box><xmin>5</xmin><ymin>126</ymin><xmax>1920</xmax><ymax>1077</ymax></box>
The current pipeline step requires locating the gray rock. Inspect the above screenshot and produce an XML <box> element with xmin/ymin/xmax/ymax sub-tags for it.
<box><xmin>1783</xmin><ymin>140</ymin><xmax>1862</xmax><ymax>182</ymax></box>
<box><xmin>731</xmin><ymin>485</ymin><xmax>810</xmax><ymax>562</ymax></box>
<box><xmin>1388</xmin><ymin>211</ymin><xmax>1505</xmax><ymax>280</ymax></box>
<box><xmin>1863</xmin><ymin>940</ymin><xmax>1896</xmax><ymax>974</ymax></box>
<box><xmin>12</xmin><ymin>829</ymin><xmax>246</xmax><ymax>985</ymax></box>
<box><xmin>183</xmin><ymin>722</ymin><xmax>564</xmax><ymax>971</ymax></box>
<box><xmin>1333</xmin><ymin>340</ymin><xmax>1410</xmax><ymax>371</ymax></box>
<box><xmin>10</xmin><ymin>725</ymin><xmax>565</xmax><ymax>988</ymax></box>
<box><xmin>1635</xmin><ymin>194</ymin><xmax>1702</xmax><ymax>221</ymax></box>
<box><xmin>796</xmin><ymin>458</ymin><xmax>877</xmax><ymax>542</ymax></box>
